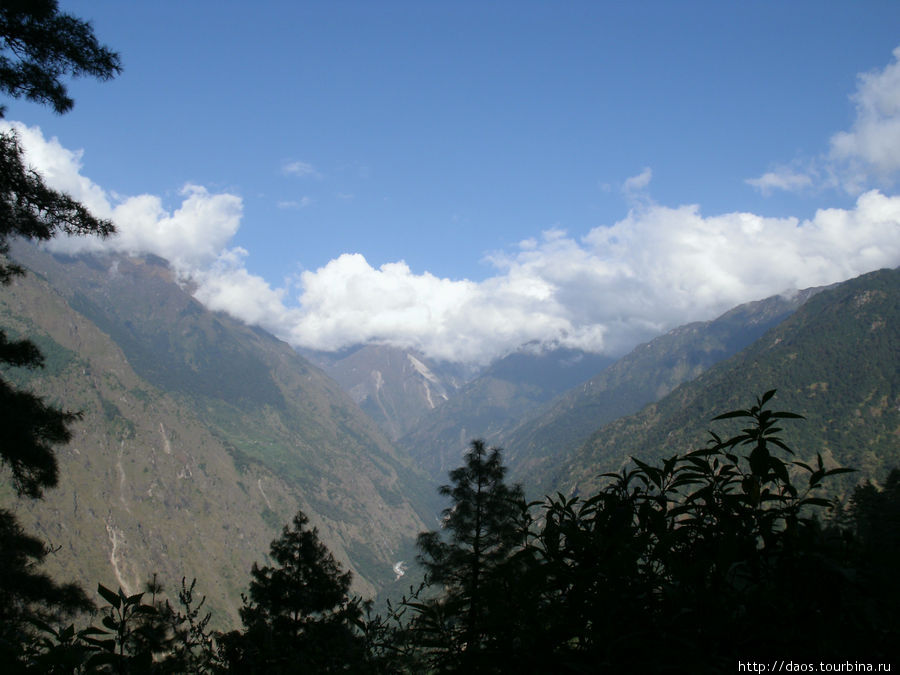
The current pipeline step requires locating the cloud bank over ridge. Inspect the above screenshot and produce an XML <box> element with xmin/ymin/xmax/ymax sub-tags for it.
<box><xmin>5</xmin><ymin>41</ymin><xmax>900</xmax><ymax>366</ymax></box>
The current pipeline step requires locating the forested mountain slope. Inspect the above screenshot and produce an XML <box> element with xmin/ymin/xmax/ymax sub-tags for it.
<box><xmin>549</xmin><ymin>267</ymin><xmax>899</xmax><ymax>498</ymax></box>
<box><xmin>503</xmin><ymin>287</ymin><xmax>821</xmax><ymax>489</ymax></box>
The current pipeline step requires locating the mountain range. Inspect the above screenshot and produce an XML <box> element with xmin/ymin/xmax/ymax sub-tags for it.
<box><xmin>395</xmin><ymin>345</ymin><xmax>615</xmax><ymax>480</ymax></box>
<box><xmin>1</xmin><ymin>241</ymin><xmax>897</xmax><ymax>629</ymax></box>
<box><xmin>392</xmin><ymin>289</ymin><xmax>819</xmax><ymax>487</ymax></box>
<box><xmin>553</xmin><ymin>267</ymin><xmax>899</xmax><ymax>498</ymax></box>
<box><xmin>501</xmin><ymin>286</ymin><xmax>825</xmax><ymax>492</ymax></box>
<box><xmin>300</xmin><ymin>343</ymin><xmax>471</xmax><ymax>441</ymax></box>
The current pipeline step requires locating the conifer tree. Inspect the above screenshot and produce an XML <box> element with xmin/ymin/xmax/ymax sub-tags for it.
<box><xmin>0</xmin><ymin>2</ymin><xmax>119</xmax><ymax>665</ymax></box>
<box><xmin>220</xmin><ymin>511</ymin><xmax>368</xmax><ymax>673</ymax></box>
<box><xmin>0</xmin><ymin>0</ymin><xmax>119</xmax><ymax>494</ymax></box>
<box><xmin>0</xmin><ymin>0</ymin><xmax>120</xmax><ymax>116</ymax></box>
<box><xmin>415</xmin><ymin>440</ymin><xmax>526</xmax><ymax>672</ymax></box>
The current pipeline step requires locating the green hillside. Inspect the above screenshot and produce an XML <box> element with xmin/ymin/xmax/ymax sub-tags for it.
<box><xmin>551</xmin><ymin>267</ymin><xmax>899</xmax><ymax>498</ymax></box>
<box><xmin>503</xmin><ymin>289</ymin><xmax>817</xmax><ymax>491</ymax></box>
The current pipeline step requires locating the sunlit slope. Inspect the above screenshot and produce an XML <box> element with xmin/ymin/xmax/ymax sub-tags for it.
<box><xmin>0</xmin><ymin>244</ymin><xmax>434</xmax><ymax>627</ymax></box>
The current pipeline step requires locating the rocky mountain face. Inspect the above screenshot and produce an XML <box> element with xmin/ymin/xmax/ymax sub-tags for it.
<box><xmin>397</xmin><ymin>345</ymin><xmax>614</xmax><ymax>482</ymax></box>
<box><xmin>0</xmin><ymin>244</ymin><xmax>434</xmax><ymax>628</ymax></box>
<box><xmin>550</xmin><ymin>267</ymin><xmax>899</xmax><ymax>499</ymax></box>
<box><xmin>501</xmin><ymin>287</ymin><xmax>822</xmax><ymax>492</ymax></box>
<box><xmin>302</xmin><ymin>344</ymin><xmax>470</xmax><ymax>441</ymax></box>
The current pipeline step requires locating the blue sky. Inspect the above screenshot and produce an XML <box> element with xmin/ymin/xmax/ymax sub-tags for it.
<box><xmin>5</xmin><ymin>1</ymin><xmax>900</xmax><ymax>364</ymax></box>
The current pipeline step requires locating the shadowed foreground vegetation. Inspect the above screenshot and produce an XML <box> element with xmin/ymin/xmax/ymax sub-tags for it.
<box><xmin>3</xmin><ymin>392</ymin><xmax>898</xmax><ymax>673</ymax></box>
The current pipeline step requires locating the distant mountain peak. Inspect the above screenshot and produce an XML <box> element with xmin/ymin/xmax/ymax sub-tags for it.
<box><xmin>305</xmin><ymin>343</ymin><xmax>465</xmax><ymax>440</ymax></box>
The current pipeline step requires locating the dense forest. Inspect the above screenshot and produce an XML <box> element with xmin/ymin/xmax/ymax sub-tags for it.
<box><xmin>1</xmin><ymin>3</ymin><xmax>898</xmax><ymax>673</ymax></box>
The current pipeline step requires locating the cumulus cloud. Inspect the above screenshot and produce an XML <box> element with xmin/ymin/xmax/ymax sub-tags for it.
<box><xmin>6</xmin><ymin>120</ymin><xmax>900</xmax><ymax>366</ymax></box>
<box><xmin>476</xmin><ymin>195</ymin><xmax>899</xmax><ymax>356</ymax></box>
<box><xmin>109</xmin><ymin>187</ymin><xmax>242</xmax><ymax>272</ymax></box>
<box><xmin>750</xmin><ymin>46</ymin><xmax>900</xmax><ymax>194</ymax></box>
<box><xmin>252</xmin><ymin>193</ymin><xmax>900</xmax><ymax>362</ymax></box>
<box><xmin>192</xmin><ymin>248</ymin><xmax>295</xmax><ymax>329</ymax></box>
<box><xmin>284</xmin><ymin>196</ymin><xmax>894</xmax><ymax>361</ymax></box>
<box><xmin>2</xmin><ymin>121</ymin><xmax>243</xmax><ymax>275</ymax></box>
<box><xmin>830</xmin><ymin>46</ymin><xmax>900</xmax><ymax>178</ymax></box>
<box><xmin>4</xmin><ymin>121</ymin><xmax>111</xmax><ymax>218</ymax></box>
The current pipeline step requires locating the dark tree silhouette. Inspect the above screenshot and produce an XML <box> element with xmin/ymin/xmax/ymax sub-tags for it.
<box><xmin>0</xmin><ymin>0</ymin><xmax>118</xmax><ymax>496</ymax></box>
<box><xmin>221</xmin><ymin>511</ymin><xmax>369</xmax><ymax>673</ymax></box>
<box><xmin>847</xmin><ymin>469</ymin><xmax>900</xmax><ymax>646</ymax></box>
<box><xmin>516</xmin><ymin>392</ymin><xmax>882</xmax><ymax>670</ymax></box>
<box><xmin>0</xmin><ymin>3</ymin><xmax>118</xmax><ymax>667</ymax></box>
<box><xmin>414</xmin><ymin>440</ymin><xmax>526</xmax><ymax>672</ymax></box>
<box><xmin>0</xmin><ymin>130</ymin><xmax>115</xmax><ymax>282</ymax></box>
<box><xmin>0</xmin><ymin>327</ymin><xmax>78</xmax><ymax>496</ymax></box>
<box><xmin>0</xmin><ymin>0</ymin><xmax>121</xmax><ymax>115</ymax></box>
<box><xmin>0</xmin><ymin>127</ymin><xmax>115</xmax><ymax>497</ymax></box>
<box><xmin>0</xmin><ymin>509</ymin><xmax>93</xmax><ymax>669</ymax></box>
<box><xmin>390</xmin><ymin>394</ymin><xmax>893</xmax><ymax>672</ymax></box>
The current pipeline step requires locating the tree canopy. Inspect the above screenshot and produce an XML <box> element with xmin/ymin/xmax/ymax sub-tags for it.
<box><xmin>414</xmin><ymin>440</ymin><xmax>526</xmax><ymax>671</ymax></box>
<box><xmin>0</xmin><ymin>2</ymin><xmax>119</xmax><ymax>664</ymax></box>
<box><xmin>392</xmin><ymin>394</ymin><xmax>895</xmax><ymax>672</ymax></box>
<box><xmin>220</xmin><ymin>511</ymin><xmax>369</xmax><ymax>673</ymax></box>
<box><xmin>0</xmin><ymin>0</ymin><xmax>120</xmax><ymax>116</ymax></box>
<box><xmin>0</xmin><ymin>0</ymin><xmax>118</xmax><ymax>496</ymax></box>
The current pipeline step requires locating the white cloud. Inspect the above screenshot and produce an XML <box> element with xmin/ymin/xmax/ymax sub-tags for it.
<box><xmin>748</xmin><ymin>46</ymin><xmax>900</xmax><ymax>194</ymax></box>
<box><xmin>279</xmin><ymin>195</ymin><xmax>900</xmax><ymax>362</ymax></box>
<box><xmin>3</xmin><ymin>121</ymin><xmax>242</xmax><ymax>276</ymax></box>
<box><xmin>193</xmin><ymin>248</ymin><xmax>295</xmax><ymax>329</ymax></box>
<box><xmin>277</xmin><ymin>197</ymin><xmax>312</xmax><ymax>209</ymax></box>
<box><xmin>2</xmin><ymin>121</ymin><xmax>111</xmax><ymax>218</ymax></box>
<box><xmin>830</xmin><ymin>46</ymin><xmax>900</xmax><ymax>178</ymax></box>
<box><xmin>282</xmin><ymin>160</ymin><xmax>320</xmax><ymax>178</ymax></box>
<box><xmin>7</xmin><ymin>121</ymin><xmax>900</xmax><ymax>366</ymax></box>
<box><xmin>623</xmin><ymin>167</ymin><xmax>652</xmax><ymax>195</ymax></box>
<box><xmin>110</xmin><ymin>186</ymin><xmax>242</xmax><ymax>272</ymax></box>
<box><xmin>746</xmin><ymin>168</ymin><xmax>813</xmax><ymax>195</ymax></box>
